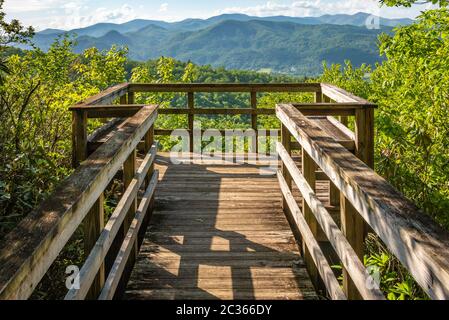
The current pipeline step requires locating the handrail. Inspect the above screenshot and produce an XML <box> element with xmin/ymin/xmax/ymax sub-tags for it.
<box><xmin>276</xmin><ymin>103</ymin><xmax>449</xmax><ymax>300</ymax></box>
<box><xmin>0</xmin><ymin>82</ymin><xmax>381</xmax><ymax>300</ymax></box>
<box><xmin>64</xmin><ymin>146</ymin><xmax>158</xmax><ymax>300</ymax></box>
<box><xmin>0</xmin><ymin>105</ymin><xmax>158</xmax><ymax>300</ymax></box>
<box><xmin>68</xmin><ymin>82</ymin><xmax>374</xmax><ymax>158</ymax></box>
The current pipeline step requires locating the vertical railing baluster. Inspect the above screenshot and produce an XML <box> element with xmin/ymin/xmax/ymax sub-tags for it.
<box><xmin>251</xmin><ymin>91</ymin><xmax>258</xmax><ymax>155</ymax></box>
<box><xmin>72</xmin><ymin>110</ymin><xmax>87</xmax><ymax>168</ymax></box>
<box><xmin>83</xmin><ymin>194</ymin><xmax>105</xmax><ymax>299</ymax></box>
<box><xmin>188</xmin><ymin>92</ymin><xmax>194</xmax><ymax>153</ymax></box>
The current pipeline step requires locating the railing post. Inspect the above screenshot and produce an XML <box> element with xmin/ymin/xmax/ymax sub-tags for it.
<box><xmin>281</xmin><ymin>124</ymin><xmax>292</xmax><ymax>211</ymax></box>
<box><xmin>251</xmin><ymin>91</ymin><xmax>258</xmax><ymax>154</ymax></box>
<box><xmin>120</xmin><ymin>94</ymin><xmax>127</xmax><ymax>105</ymax></box>
<box><xmin>73</xmin><ymin>108</ymin><xmax>105</xmax><ymax>299</ymax></box>
<box><xmin>141</xmin><ymin>124</ymin><xmax>155</xmax><ymax>245</ymax></box>
<box><xmin>302</xmin><ymin>149</ymin><xmax>321</xmax><ymax>291</ymax></box>
<box><xmin>123</xmin><ymin>149</ymin><xmax>137</xmax><ymax>246</ymax></box>
<box><xmin>128</xmin><ymin>92</ymin><xmax>135</xmax><ymax>105</ymax></box>
<box><xmin>188</xmin><ymin>92</ymin><xmax>194</xmax><ymax>153</ymax></box>
<box><xmin>112</xmin><ymin>148</ymin><xmax>137</xmax><ymax>296</ymax></box>
<box><xmin>315</xmin><ymin>91</ymin><xmax>322</xmax><ymax>103</ymax></box>
<box><xmin>355</xmin><ymin>108</ymin><xmax>375</xmax><ymax>169</ymax></box>
<box><xmin>72</xmin><ymin>110</ymin><xmax>87</xmax><ymax>168</ymax></box>
<box><xmin>83</xmin><ymin>193</ymin><xmax>105</xmax><ymax>299</ymax></box>
<box><xmin>341</xmin><ymin>196</ymin><xmax>364</xmax><ymax>300</ymax></box>
<box><xmin>340</xmin><ymin>107</ymin><xmax>374</xmax><ymax>300</ymax></box>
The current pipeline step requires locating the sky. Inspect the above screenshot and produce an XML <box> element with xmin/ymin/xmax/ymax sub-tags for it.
<box><xmin>4</xmin><ymin>0</ymin><xmax>436</xmax><ymax>31</ymax></box>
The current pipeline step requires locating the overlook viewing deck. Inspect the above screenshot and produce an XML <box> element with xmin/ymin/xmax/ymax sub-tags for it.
<box><xmin>1</xmin><ymin>83</ymin><xmax>449</xmax><ymax>300</ymax></box>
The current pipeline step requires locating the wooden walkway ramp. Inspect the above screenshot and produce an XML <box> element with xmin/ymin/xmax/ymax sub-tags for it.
<box><xmin>124</xmin><ymin>153</ymin><xmax>319</xmax><ymax>300</ymax></box>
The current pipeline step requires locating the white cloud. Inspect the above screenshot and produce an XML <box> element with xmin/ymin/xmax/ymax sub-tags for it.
<box><xmin>43</xmin><ymin>3</ymin><xmax>137</xmax><ymax>30</ymax></box>
<box><xmin>159</xmin><ymin>3</ymin><xmax>169</xmax><ymax>13</ymax></box>
<box><xmin>218</xmin><ymin>0</ymin><xmax>436</xmax><ymax>19</ymax></box>
<box><xmin>4</xmin><ymin>0</ymin><xmax>83</xmax><ymax>13</ymax></box>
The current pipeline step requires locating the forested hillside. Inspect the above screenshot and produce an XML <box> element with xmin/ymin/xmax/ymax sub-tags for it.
<box><xmin>29</xmin><ymin>13</ymin><xmax>396</xmax><ymax>75</ymax></box>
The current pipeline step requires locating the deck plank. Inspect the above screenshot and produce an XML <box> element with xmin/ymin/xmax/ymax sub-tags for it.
<box><xmin>123</xmin><ymin>153</ymin><xmax>319</xmax><ymax>300</ymax></box>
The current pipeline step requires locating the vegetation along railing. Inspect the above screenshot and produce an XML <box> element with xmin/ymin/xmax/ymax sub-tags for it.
<box><xmin>0</xmin><ymin>82</ymin><xmax>449</xmax><ymax>300</ymax></box>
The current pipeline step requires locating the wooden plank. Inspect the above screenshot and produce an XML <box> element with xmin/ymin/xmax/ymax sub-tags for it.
<box><xmin>124</xmin><ymin>153</ymin><xmax>317</xmax><ymax>300</ymax></box>
<box><xmin>129</xmin><ymin>83</ymin><xmax>321</xmax><ymax>93</ymax></box>
<box><xmin>99</xmin><ymin>171</ymin><xmax>159</xmax><ymax>300</ymax></box>
<box><xmin>278</xmin><ymin>142</ymin><xmax>383</xmax><ymax>300</ymax></box>
<box><xmin>278</xmin><ymin>172</ymin><xmax>346</xmax><ymax>300</ymax></box>
<box><xmin>276</xmin><ymin>103</ymin><xmax>449</xmax><ymax>300</ymax></box>
<box><xmin>65</xmin><ymin>146</ymin><xmax>157</xmax><ymax>300</ymax></box>
<box><xmin>158</xmin><ymin>108</ymin><xmax>275</xmax><ymax>115</ymax></box>
<box><xmin>0</xmin><ymin>105</ymin><xmax>158</xmax><ymax>300</ymax></box>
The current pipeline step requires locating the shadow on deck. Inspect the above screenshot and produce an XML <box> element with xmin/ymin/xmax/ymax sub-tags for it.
<box><xmin>124</xmin><ymin>153</ymin><xmax>318</xmax><ymax>300</ymax></box>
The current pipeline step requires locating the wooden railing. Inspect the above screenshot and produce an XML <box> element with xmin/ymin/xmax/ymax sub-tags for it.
<box><xmin>2</xmin><ymin>82</ymin><xmax>448</xmax><ymax>300</ymax></box>
<box><xmin>69</xmin><ymin>83</ymin><xmax>374</xmax><ymax>160</ymax></box>
<box><xmin>0</xmin><ymin>95</ymin><xmax>159</xmax><ymax>299</ymax></box>
<box><xmin>276</xmin><ymin>103</ymin><xmax>449</xmax><ymax>300</ymax></box>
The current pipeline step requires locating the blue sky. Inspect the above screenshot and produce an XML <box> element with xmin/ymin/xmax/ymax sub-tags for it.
<box><xmin>4</xmin><ymin>0</ymin><xmax>435</xmax><ymax>31</ymax></box>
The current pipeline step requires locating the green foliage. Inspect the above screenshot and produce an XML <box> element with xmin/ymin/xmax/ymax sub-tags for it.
<box><xmin>0</xmin><ymin>36</ymin><xmax>127</xmax><ymax>237</ymax></box>
<box><xmin>381</xmin><ymin>0</ymin><xmax>448</xmax><ymax>7</ymax></box>
<box><xmin>320</xmin><ymin>8</ymin><xmax>449</xmax><ymax>300</ymax></box>
<box><xmin>365</xmin><ymin>235</ymin><xmax>427</xmax><ymax>300</ymax></box>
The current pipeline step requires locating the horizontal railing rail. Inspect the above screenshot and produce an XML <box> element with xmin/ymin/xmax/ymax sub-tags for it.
<box><xmin>69</xmin><ymin>82</ymin><xmax>375</xmax><ymax>159</ymax></box>
<box><xmin>276</xmin><ymin>103</ymin><xmax>449</xmax><ymax>300</ymax></box>
<box><xmin>0</xmin><ymin>82</ymin><xmax>380</xmax><ymax>300</ymax></box>
<box><xmin>0</xmin><ymin>104</ymin><xmax>159</xmax><ymax>300</ymax></box>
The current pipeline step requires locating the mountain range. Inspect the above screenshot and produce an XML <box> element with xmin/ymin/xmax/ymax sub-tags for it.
<box><xmin>31</xmin><ymin>13</ymin><xmax>413</xmax><ymax>75</ymax></box>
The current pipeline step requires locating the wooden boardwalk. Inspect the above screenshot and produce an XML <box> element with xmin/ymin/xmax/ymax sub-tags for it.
<box><xmin>124</xmin><ymin>153</ymin><xmax>321</xmax><ymax>300</ymax></box>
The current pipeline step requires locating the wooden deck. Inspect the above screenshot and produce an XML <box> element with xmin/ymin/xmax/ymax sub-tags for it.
<box><xmin>123</xmin><ymin>153</ymin><xmax>321</xmax><ymax>300</ymax></box>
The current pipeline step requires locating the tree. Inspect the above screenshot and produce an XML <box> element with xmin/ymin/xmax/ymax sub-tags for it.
<box><xmin>381</xmin><ymin>0</ymin><xmax>448</xmax><ymax>7</ymax></box>
<box><xmin>0</xmin><ymin>0</ymin><xmax>34</xmax><ymax>84</ymax></box>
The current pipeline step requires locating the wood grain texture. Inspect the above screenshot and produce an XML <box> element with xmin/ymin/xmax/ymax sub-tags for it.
<box><xmin>0</xmin><ymin>105</ymin><xmax>158</xmax><ymax>300</ymax></box>
<box><xmin>276</xmin><ymin>103</ymin><xmax>449</xmax><ymax>300</ymax></box>
<box><xmin>123</xmin><ymin>153</ymin><xmax>318</xmax><ymax>300</ymax></box>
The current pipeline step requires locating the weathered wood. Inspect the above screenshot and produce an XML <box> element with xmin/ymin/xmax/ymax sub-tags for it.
<box><xmin>277</xmin><ymin>172</ymin><xmax>346</xmax><ymax>300</ymax></box>
<box><xmin>301</xmin><ymin>148</ymin><xmax>321</xmax><ymax>290</ymax></box>
<box><xmin>0</xmin><ymin>105</ymin><xmax>158</xmax><ymax>300</ymax></box>
<box><xmin>129</xmin><ymin>83</ymin><xmax>321</xmax><ymax>93</ymax></box>
<box><xmin>75</xmin><ymin>83</ymin><xmax>129</xmax><ymax>107</ymax></box>
<box><xmin>355</xmin><ymin>108</ymin><xmax>375</xmax><ymax>169</ymax></box>
<box><xmin>128</xmin><ymin>92</ymin><xmax>135</xmax><ymax>105</ymax></box>
<box><xmin>120</xmin><ymin>149</ymin><xmax>138</xmax><ymax>294</ymax></box>
<box><xmin>188</xmin><ymin>92</ymin><xmax>194</xmax><ymax>153</ymax></box>
<box><xmin>277</xmin><ymin>143</ymin><xmax>384</xmax><ymax>300</ymax></box>
<box><xmin>83</xmin><ymin>193</ymin><xmax>105</xmax><ymax>299</ymax></box>
<box><xmin>281</xmin><ymin>124</ymin><xmax>292</xmax><ymax>214</ymax></box>
<box><xmin>72</xmin><ymin>110</ymin><xmax>87</xmax><ymax>168</ymax></box>
<box><xmin>276</xmin><ymin>103</ymin><xmax>449</xmax><ymax>299</ymax></box>
<box><xmin>120</xmin><ymin>94</ymin><xmax>127</xmax><ymax>105</ymax></box>
<box><xmin>320</xmin><ymin>83</ymin><xmax>374</xmax><ymax>105</ymax></box>
<box><xmin>326</xmin><ymin>116</ymin><xmax>355</xmax><ymax>141</ymax></box>
<box><xmin>250</xmin><ymin>91</ymin><xmax>258</xmax><ymax>153</ymax></box>
<box><xmin>123</xmin><ymin>153</ymin><xmax>317</xmax><ymax>300</ymax></box>
<box><xmin>99</xmin><ymin>171</ymin><xmax>158</xmax><ymax>300</ymax></box>
<box><xmin>65</xmin><ymin>146</ymin><xmax>157</xmax><ymax>300</ymax></box>
<box><xmin>341</xmin><ymin>195</ymin><xmax>365</xmax><ymax>299</ymax></box>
